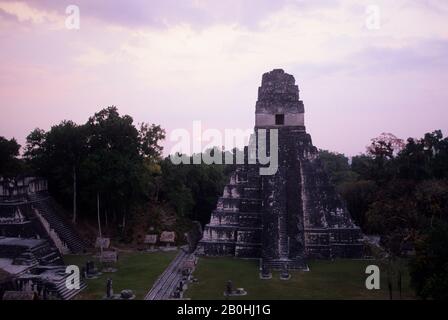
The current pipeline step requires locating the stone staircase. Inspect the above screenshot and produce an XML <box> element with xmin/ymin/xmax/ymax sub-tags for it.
<box><xmin>261</xmin><ymin>257</ymin><xmax>307</xmax><ymax>271</ymax></box>
<box><xmin>53</xmin><ymin>272</ymin><xmax>88</xmax><ymax>300</ymax></box>
<box><xmin>278</xmin><ymin>215</ymin><xmax>289</xmax><ymax>258</ymax></box>
<box><xmin>145</xmin><ymin>248</ymin><xmax>194</xmax><ymax>300</ymax></box>
<box><xmin>12</xmin><ymin>242</ymin><xmax>61</xmax><ymax>266</ymax></box>
<box><xmin>13</xmin><ymin>251</ymin><xmax>39</xmax><ymax>266</ymax></box>
<box><xmin>35</xmin><ymin>248</ymin><xmax>61</xmax><ymax>265</ymax></box>
<box><xmin>27</xmin><ymin>193</ymin><xmax>86</xmax><ymax>254</ymax></box>
<box><xmin>29</xmin><ymin>266</ymin><xmax>87</xmax><ymax>300</ymax></box>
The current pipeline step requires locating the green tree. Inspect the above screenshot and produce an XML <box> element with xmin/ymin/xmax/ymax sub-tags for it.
<box><xmin>0</xmin><ymin>136</ymin><xmax>22</xmax><ymax>177</ymax></box>
<box><xmin>410</xmin><ymin>223</ymin><xmax>448</xmax><ymax>300</ymax></box>
<box><xmin>159</xmin><ymin>150</ymin><xmax>228</xmax><ymax>226</ymax></box>
<box><xmin>25</xmin><ymin>121</ymin><xmax>86</xmax><ymax>223</ymax></box>
<box><xmin>82</xmin><ymin>106</ymin><xmax>164</xmax><ymax>233</ymax></box>
<box><xmin>24</xmin><ymin>106</ymin><xmax>165</xmax><ymax>233</ymax></box>
<box><xmin>318</xmin><ymin>150</ymin><xmax>358</xmax><ymax>188</ymax></box>
<box><xmin>414</xmin><ymin>180</ymin><xmax>448</xmax><ymax>227</ymax></box>
<box><xmin>339</xmin><ymin>180</ymin><xmax>377</xmax><ymax>229</ymax></box>
<box><xmin>351</xmin><ymin>154</ymin><xmax>375</xmax><ymax>180</ymax></box>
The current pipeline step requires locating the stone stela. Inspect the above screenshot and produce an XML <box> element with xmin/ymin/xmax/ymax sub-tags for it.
<box><xmin>95</xmin><ymin>237</ymin><xmax>110</xmax><ymax>249</ymax></box>
<box><xmin>101</xmin><ymin>251</ymin><xmax>118</xmax><ymax>263</ymax></box>
<box><xmin>196</xmin><ymin>69</ymin><xmax>364</xmax><ymax>274</ymax></box>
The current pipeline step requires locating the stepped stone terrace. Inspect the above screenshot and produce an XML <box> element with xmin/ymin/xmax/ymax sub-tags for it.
<box><xmin>197</xmin><ymin>69</ymin><xmax>364</xmax><ymax>271</ymax></box>
<box><xmin>0</xmin><ymin>177</ymin><xmax>87</xmax><ymax>299</ymax></box>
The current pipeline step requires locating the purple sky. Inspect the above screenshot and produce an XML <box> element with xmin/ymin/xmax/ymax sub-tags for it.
<box><xmin>1</xmin><ymin>0</ymin><xmax>448</xmax><ymax>156</ymax></box>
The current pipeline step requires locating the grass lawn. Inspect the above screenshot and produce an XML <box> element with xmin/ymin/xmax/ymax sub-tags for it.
<box><xmin>64</xmin><ymin>251</ymin><xmax>177</xmax><ymax>300</ymax></box>
<box><xmin>185</xmin><ymin>257</ymin><xmax>416</xmax><ymax>300</ymax></box>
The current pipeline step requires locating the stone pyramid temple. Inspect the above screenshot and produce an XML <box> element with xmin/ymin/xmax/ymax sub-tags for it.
<box><xmin>197</xmin><ymin>69</ymin><xmax>364</xmax><ymax>271</ymax></box>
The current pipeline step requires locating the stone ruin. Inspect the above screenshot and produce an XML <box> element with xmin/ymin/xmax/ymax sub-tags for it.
<box><xmin>197</xmin><ymin>69</ymin><xmax>364</xmax><ymax>271</ymax></box>
<box><xmin>0</xmin><ymin>177</ymin><xmax>87</xmax><ymax>299</ymax></box>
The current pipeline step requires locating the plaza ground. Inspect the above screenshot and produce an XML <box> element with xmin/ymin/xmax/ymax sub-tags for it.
<box><xmin>64</xmin><ymin>252</ymin><xmax>416</xmax><ymax>300</ymax></box>
<box><xmin>185</xmin><ymin>257</ymin><xmax>416</xmax><ymax>300</ymax></box>
<box><xmin>64</xmin><ymin>251</ymin><xmax>177</xmax><ymax>300</ymax></box>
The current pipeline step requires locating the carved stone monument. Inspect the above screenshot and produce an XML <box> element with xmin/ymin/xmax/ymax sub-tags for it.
<box><xmin>259</xmin><ymin>264</ymin><xmax>272</xmax><ymax>280</ymax></box>
<box><xmin>85</xmin><ymin>260</ymin><xmax>101</xmax><ymax>279</ymax></box>
<box><xmin>120</xmin><ymin>289</ymin><xmax>135</xmax><ymax>300</ymax></box>
<box><xmin>101</xmin><ymin>250</ymin><xmax>118</xmax><ymax>273</ymax></box>
<box><xmin>224</xmin><ymin>280</ymin><xmax>247</xmax><ymax>297</ymax></box>
<box><xmin>225</xmin><ymin>280</ymin><xmax>233</xmax><ymax>296</ymax></box>
<box><xmin>280</xmin><ymin>263</ymin><xmax>291</xmax><ymax>280</ymax></box>
<box><xmin>95</xmin><ymin>237</ymin><xmax>110</xmax><ymax>249</ymax></box>
<box><xmin>106</xmin><ymin>278</ymin><xmax>113</xmax><ymax>298</ymax></box>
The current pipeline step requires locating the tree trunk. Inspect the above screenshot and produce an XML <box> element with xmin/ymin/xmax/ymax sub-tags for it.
<box><xmin>388</xmin><ymin>278</ymin><xmax>393</xmax><ymax>300</ymax></box>
<box><xmin>72</xmin><ymin>165</ymin><xmax>77</xmax><ymax>224</ymax></box>
<box><xmin>97</xmin><ymin>193</ymin><xmax>103</xmax><ymax>259</ymax></box>
<box><xmin>122</xmin><ymin>211</ymin><xmax>126</xmax><ymax>235</ymax></box>
<box><xmin>155</xmin><ymin>183</ymin><xmax>160</xmax><ymax>202</ymax></box>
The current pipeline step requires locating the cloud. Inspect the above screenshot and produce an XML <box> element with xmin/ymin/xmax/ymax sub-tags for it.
<box><xmin>0</xmin><ymin>0</ymin><xmax>448</xmax><ymax>155</ymax></box>
<box><xmin>0</xmin><ymin>0</ymin><xmax>63</xmax><ymax>27</ymax></box>
<box><xmin>353</xmin><ymin>40</ymin><xmax>448</xmax><ymax>74</ymax></box>
<box><xmin>0</xmin><ymin>0</ymin><xmax>348</xmax><ymax>30</ymax></box>
<box><xmin>2</xmin><ymin>0</ymin><xmax>448</xmax><ymax>90</ymax></box>
<box><xmin>2</xmin><ymin>0</ymin><xmax>287</xmax><ymax>29</ymax></box>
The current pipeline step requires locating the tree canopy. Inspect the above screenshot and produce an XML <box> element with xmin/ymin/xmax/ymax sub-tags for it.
<box><xmin>24</xmin><ymin>107</ymin><xmax>166</xmax><ymax>229</ymax></box>
<box><xmin>320</xmin><ymin>130</ymin><xmax>448</xmax><ymax>299</ymax></box>
<box><xmin>0</xmin><ymin>136</ymin><xmax>23</xmax><ymax>178</ymax></box>
<box><xmin>20</xmin><ymin>106</ymin><xmax>227</xmax><ymax>239</ymax></box>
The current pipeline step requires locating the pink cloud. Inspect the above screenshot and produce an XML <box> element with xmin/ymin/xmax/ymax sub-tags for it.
<box><xmin>1</xmin><ymin>0</ymin><xmax>447</xmax><ymax>156</ymax></box>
